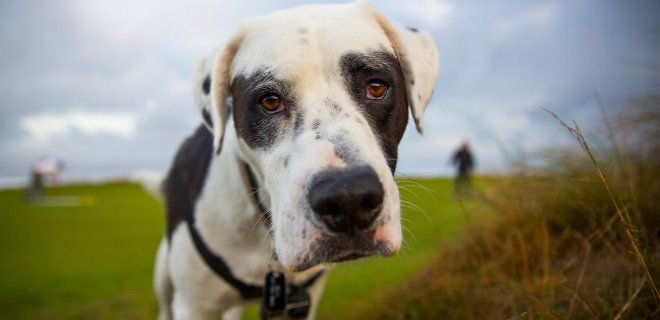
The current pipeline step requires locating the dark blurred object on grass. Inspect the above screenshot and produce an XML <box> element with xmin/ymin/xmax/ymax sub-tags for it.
<box><xmin>451</xmin><ymin>141</ymin><xmax>475</xmax><ymax>197</ymax></box>
<box><xmin>24</xmin><ymin>156</ymin><xmax>65</xmax><ymax>201</ymax></box>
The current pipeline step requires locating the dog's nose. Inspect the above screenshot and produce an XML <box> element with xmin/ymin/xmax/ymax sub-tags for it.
<box><xmin>308</xmin><ymin>166</ymin><xmax>384</xmax><ymax>233</ymax></box>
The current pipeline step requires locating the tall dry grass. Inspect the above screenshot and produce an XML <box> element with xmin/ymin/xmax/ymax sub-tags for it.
<box><xmin>350</xmin><ymin>97</ymin><xmax>659</xmax><ymax>319</ymax></box>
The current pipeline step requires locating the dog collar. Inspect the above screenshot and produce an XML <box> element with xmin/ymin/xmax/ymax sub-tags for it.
<box><xmin>184</xmin><ymin>193</ymin><xmax>324</xmax><ymax>318</ymax></box>
<box><xmin>184</xmin><ymin>155</ymin><xmax>324</xmax><ymax>318</ymax></box>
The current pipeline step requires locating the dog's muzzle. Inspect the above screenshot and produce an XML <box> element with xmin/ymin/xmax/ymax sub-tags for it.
<box><xmin>292</xmin><ymin>165</ymin><xmax>395</xmax><ymax>271</ymax></box>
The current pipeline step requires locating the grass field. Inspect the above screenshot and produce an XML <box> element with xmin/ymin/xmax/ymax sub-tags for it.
<box><xmin>0</xmin><ymin>178</ymin><xmax>478</xmax><ymax>319</ymax></box>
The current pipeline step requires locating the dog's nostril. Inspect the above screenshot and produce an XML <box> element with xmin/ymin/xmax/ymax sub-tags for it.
<box><xmin>361</xmin><ymin>195</ymin><xmax>381</xmax><ymax>211</ymax></box>
<box><xmin>308</xmin><ymin>166</ymin><xmax>384</xmax><ymax>233</ymax></box>
<box><xmin>327</xmin><ymin>203</ymin><xmax>340</xmax><ymax>214</ymax></box>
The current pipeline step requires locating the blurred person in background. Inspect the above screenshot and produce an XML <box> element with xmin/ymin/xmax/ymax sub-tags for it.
<box><xmin>451</xmin><ymin>141</ymin><xmax>474</xmax><ymax>196</ymax></box>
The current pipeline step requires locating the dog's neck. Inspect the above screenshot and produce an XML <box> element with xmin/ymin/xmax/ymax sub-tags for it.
<box><xmin>194</xmin><ymin>128</ymin><xmax>273</xmax><ymax>283</ymax></box>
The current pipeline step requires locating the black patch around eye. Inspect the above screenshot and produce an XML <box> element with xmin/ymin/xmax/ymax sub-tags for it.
<box><xmin>202</xmin><ymin>75</ymin><xmax>211</xmax><ymax>95</ymax></box>
<box><xmin>339</xmin><ymin>50</ymin><xmax>409</xmax><ymax>172</ymax></box>
<box><xmin>231</xmin><ymin>69</ymin><xmax>295</xmax><ymax>149</ymax></box>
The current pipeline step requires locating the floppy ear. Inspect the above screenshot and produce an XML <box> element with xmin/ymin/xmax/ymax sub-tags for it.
<box><xmin>368</xmin><ymin>6</ymin><xmax>440</xmax><ymax>134</ymax></box>
<box><xmin>193</xmin><ymin>32</ymin><xmax>245</xmax><ymax>154</ymax></box>
<box><xmin>193</xmin><ymin>57</ymin><xmax>214</xmax><ymax>131</ymax></box>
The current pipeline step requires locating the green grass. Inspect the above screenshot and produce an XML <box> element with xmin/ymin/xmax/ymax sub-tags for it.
<box><xmin>0</xmin><ymin>183</ymin><xmax>163</xmax><ymax>319</ymax></box>
<box><xmin>346</xmin><ymin>100</ymin><xmax>660</xmax><ymax>319</ymax></box>
<box><xmin>0</xmin><ymin>178</ymin><xmax>479</xmax><ymax>319</ymax></box>
<box><xmin>316</xmin><ymin>178</ymin><xmax>479</xmax><ymax>319</ymax></box>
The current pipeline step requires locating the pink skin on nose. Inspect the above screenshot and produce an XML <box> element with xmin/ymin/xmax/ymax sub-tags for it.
<box><xmin>373</xmin><ymin>226</ymin><xmax>389</xmax><ymax>243</ymax></box>
<box><xmin>374</xmin><ymin>225</ymin><xmax>401</xmax><ymax>255</ymax></box>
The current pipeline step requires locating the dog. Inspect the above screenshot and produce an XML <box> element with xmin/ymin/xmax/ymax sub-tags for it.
<box><xmin>153</xmin><ymin>1</ymin><xmax>439</xmax><ymax>319</ymax></box>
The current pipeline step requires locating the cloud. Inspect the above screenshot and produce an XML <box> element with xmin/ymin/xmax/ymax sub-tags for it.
<box><xmin>20</xmin><ymin>111</ymin><xmax>137</xmax><ymax>142</ymax></box>
<box><xmin>401</xmin><ymin>0</ymin><xmax>455</xmax><ymax>29</ymax></box>
<box><xmin>0</xmin><ymin>0</ymin><xmax>658</xmax><ymax>183</ymax></box>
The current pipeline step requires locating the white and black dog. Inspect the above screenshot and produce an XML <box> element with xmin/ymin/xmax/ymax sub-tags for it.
<box><xmin>153</xmin><ymin>1</ymin><xmax>439</xmax><ymax>319</ymax></box>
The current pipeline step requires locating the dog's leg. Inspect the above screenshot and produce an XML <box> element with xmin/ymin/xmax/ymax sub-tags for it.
<box><xmin>222</xmin><ymin>305</ymin><xmax>244</xmax><ymax>320</ymax></box>
<box><xmin>172</xmin><ymin>291</ymin><xmax>226</xmax><ymax>320</ymax></box>
<box><xmin>154</xmin><ymin>238</ymin><xmax>174</xmax><ymax>320</ymax></box>
<box><xmin>306</xmin><ymin>274</ymin><xmax>328</xmax><ymax>320</ymax></box>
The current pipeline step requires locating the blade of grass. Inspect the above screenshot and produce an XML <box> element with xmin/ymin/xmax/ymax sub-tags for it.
<box><xmin>542</xmin><ymin>107</ymin><xmax>659</xmax><ymax>304</ymax></box>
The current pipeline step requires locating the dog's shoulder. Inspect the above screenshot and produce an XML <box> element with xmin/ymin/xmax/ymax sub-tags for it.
<box><xmin>163</xmin><ymin>125</ymin><xmax>214</xmax><ymax>240</ymax></box>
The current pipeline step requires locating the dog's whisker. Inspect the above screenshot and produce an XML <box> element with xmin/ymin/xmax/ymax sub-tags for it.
<box><xmin>400</xmin><ymin>201</ymin><xmax>424</xmax><ymax>214</ymax></box>
<box><xmin>401</xmin><ymin>224</ymin><xmax>417</xmax><ymax>244</ymax></box>
<box><xmin>400</xmin><ymin>216</ymin><xmax>419</xmax><ymax>229</ymax></box>
<box><xmin>399</xmin><ymin>179</ymin><xmax>440</xmax><ymax>200</ymax></box>
<box><xmin>247</xmin><ymin>210</ymin><xmax>267</xmax><ymax>237</ymax></box>
<box><xmin>400</xmin><ymin>199</ymin><xmax>432</xmax><ymax>223</ymax></box>
<box><xmin>400</xmin><ymin>202</ymin><xmax>426</xmax><ymax>218</ymax></box>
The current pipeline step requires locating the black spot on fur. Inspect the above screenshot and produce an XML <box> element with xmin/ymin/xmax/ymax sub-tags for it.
<box><xmin>406</xmin><ymin>26</ymin><xmax>419</xmax><ymax>33</ymax></box>
<box><xmin>163</xmin><ymin>125</ymin><xmax>213</xmax><ymax>242</ymax></box>
<box><xmin>326</xmin><ymin>100</ymin><xmax>342</xmax><ymax>117</ymax></box>
<box><xmin>202</xmin><ymin>108</ymin><xmax>213</xmax><ymax>128</ymax></box>
<box><xmin>294</xmin><ymin>112</ymin><xmax>305</xmax><ymax>137</ymax></box>
<box><xmin>410</xmin><ymin>79</ymin><xmax>415</xmax><ymax>86</ymax></box>
<box><xmin>330</xmin><ymin>134</ymin><xmax>357</xmax><ymax>164</ymax></box>
<box><xmin>339</xmin><ymin>50</ymin><xmax>409</xmax><ymax>172</ymax></box>
<box><xmin>202</xmin><ymin>75</ymin><xmax>211</xmax><ymax>95</ymax></box>
<box><xmin>283</xmin><ymin>154</ymin><xmax>290</xmax><ymax>168</ymax></box>
<box><xmin>312</xmin><ymin>119</ymin><xmax>320</xmax><ymax>131</ymax></box>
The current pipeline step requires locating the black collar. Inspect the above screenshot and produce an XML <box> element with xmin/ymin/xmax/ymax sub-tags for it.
<box><xmin>184</xmin><ymin>159</ymin><xmax>324</xmax><ymax>304</ymax></box>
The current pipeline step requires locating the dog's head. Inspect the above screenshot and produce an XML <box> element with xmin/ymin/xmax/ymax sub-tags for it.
<box><xmin>195</xmin><ymin>2</ymin><xmax>439</xmax><ymax>271</ymax></box>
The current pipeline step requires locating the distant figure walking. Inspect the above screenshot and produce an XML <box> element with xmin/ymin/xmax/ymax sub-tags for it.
<box><xmin>25</xmin><ymin>156</ymin><xmax>65</xmax><ymax>201</ymax></box>
<box><xmin>451</xmin><ymin>141</ymin><xmax>474</xmax><ymax>196</ymax></box>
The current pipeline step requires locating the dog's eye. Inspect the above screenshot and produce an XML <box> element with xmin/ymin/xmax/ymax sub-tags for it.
<box><xmin>366</xmin><ymin>81</ymin><xmax>388</xmax><ymax>100</ymax></box>
<box><xmin>260</xmin><ymin>95</ymin><xmax>284</xmax><ymax>113</ymax></box>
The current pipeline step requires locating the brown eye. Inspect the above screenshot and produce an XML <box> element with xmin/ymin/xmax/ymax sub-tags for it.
<box><xmin>366</xmin><ymin>81</ymin><xmax>388</xmax><ymax>99</ymax></box>
<box><xmin>260</xmin><ymin>95</ymin><xmax>284</xmax><ymax>113</ymax></box>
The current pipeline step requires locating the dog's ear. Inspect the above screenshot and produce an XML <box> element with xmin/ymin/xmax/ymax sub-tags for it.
<box><xmin>367</xmin><ymin>6</ymin><xmax>440</xmax><ymax>134</ymax></box>
<box><xmin>193</xmin><ymin>58</ymin><xmax>214</xmax><ymax>131</ymax></box>
<box><xmin>194</xmin><ymin>32</ymin><xmax>245</xmax><ymax>154</ymax></box>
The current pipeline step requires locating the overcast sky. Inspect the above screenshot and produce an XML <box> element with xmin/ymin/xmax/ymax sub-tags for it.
<box><xmin>1</xmin><ymin>0</ymin><xmax>658</xmax><ymax>184</ymax></box>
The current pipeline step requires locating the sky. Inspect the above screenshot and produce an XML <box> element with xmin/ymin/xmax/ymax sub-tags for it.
<box><xmin>1</xmin><ymin>0</ymin><xmax>658</xmax><ymax>185</ymax></box>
